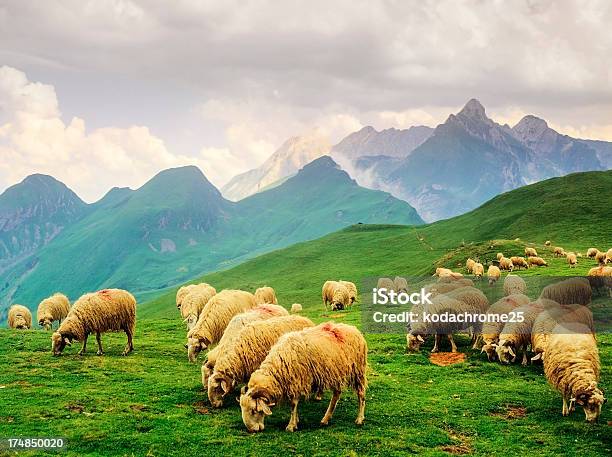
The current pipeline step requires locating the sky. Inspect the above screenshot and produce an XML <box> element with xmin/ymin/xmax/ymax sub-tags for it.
<box><xmin>1</xmin><ymin>0</ymin><xmax>611</xmax><ymax>202</ymax></box>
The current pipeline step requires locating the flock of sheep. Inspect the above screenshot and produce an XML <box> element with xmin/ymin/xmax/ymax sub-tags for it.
<box><xmin>4</xmin><ymin>241</ymin><xmax>610</xmax><ymax>430</ymax></box>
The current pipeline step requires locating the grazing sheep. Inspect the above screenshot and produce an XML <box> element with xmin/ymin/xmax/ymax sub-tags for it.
<box><xmin>553</xmin><ymin>247</ymin><xmax>566</xmax><ymax>257</ymax></box>
<box><xmin>504</xmin><ymin>274</ymin><xmax>527</xmax><ymax>296</ymax></box>
<box><xmin>323</xmin><ymin>281</ymin><xmax>352</xmax><ymax>310</ymax></box>
<box><xmin>201</xmin><ymin>304</ymin><xmax>289</xmax><ymax>388</ymax></box>
<box><xmin>207</xmin><ymin>315</ymin><xmax>314</xmax><ymax>407</ymax></box>
<box><xmin>479</xmin><ymin>294</ymin><xmax>531</xmax><ymax>360</ymax></box>
<box><xmin>539</xmin><ymin>277</ymin><xmax>592</xmax><ymax>306</ymax></box>
<box><xmin>472</xmin><ymin>262</ymin><xmax>484</xmax><ymax>279</ymax></box>
<box><xmin>545</xmin><ymin>241</ymin><xmax>551</xmax><ymax>246</ymax></box>
<box><xmin>254</xmin><ymin>286</ymin><xmax>278</xmax><ymax>305</ymax></box>
<box><xmin>436</xmin><ymin>277</ymin><xmax>473</xmax><ymax>286</ymax></box>
<box><xmin>496</xmin><ymin>253</ymin><xmax>504</xmax><ymax>261</ymax></box>
<box><xmin>176</xmin><ymin>284</ymin><xmax>197</xmax><ymax>309</ymax></box>
<box><xmin>466</xmin><ymin>258</ymin><xmax>476</xmax><ymax>273</ymax></box>
<box><xmin>51</xmin><ymin>289</ymin><xmax>136</xmax><ymax>356</ymax></box>
<box><xmin>544</xmin><ymin>324</ymin><xmax>606</xmax><ymax>422</ymax></box>
<box><xmin>587</xmin><ymin>266</ymin><xmax>612</xmax><ymax>297</ymax></box>
<box><xmin>181</xmin><ymin>284</ymin><xmax>217</xmax><ymax>330</ymax></box>
<box><xmin>527</xmin><ymin>256</ymin><xmax>548</xmax><ymax>267</ymax></box>
<box><xmin>339</xmin><ymin>281</ymin><xmax>358</xmax><ymax>304</ymax></box>
<box><xmin>37</xmin><ymin>293</ymin><xmax>70</xmax><ymax>330</ymax></box>
<box><xmin>290</xmin><ymin>303</ymin><xmax>303</xmax><ymax>313</ymax></box>
<box><xmin>567</xmin><ymin>252</ymin><xmax>578</xmax><ymax>268</ymax></box>
<box><xmin>187</xmin><ymin>290</ymin><xmax>257</xmax><ymax>362</ymax></box>
<box><xmin>239</xmin><ymin>322</ymin><xmax>367</xmax><ymax>432</ymax></box>
<box><xmin>487</xmin><ymin>265</ymin><xmax>501</xmax><ymax>285</ymax></box>
<box><xmin>393</xmin><ymin>277</ymin><xmax>408</xmax><ymax>293</ymax></box>
<box><xmin>8</xmin><ymin>305</ymin><xmax>32</xmax><ymax>330</ymax></box>
<box><xmin>510</xmin><ymin>256</ymin><xmax>529</xmax><ymax>270</ymax></box>
<box><xmin>587</xmin><ymin>248</ymin><xmax>600</xmax><ymax>258</ymax></box>
<box><xmin>525</xmin><ymin>247</ymin><xmax>538</xmax><ymax>257</ymax></box>
<box><xmin>424</xmin><ymin>281</ymin><xmax>469</xmax><ymax>297</ymax></box>
<box><xmin>595</xmin><ymin>250</ymin><xmax>607</xmax><ymax>265</ymax></box>
<box><xmin>531</xmin><ymin>304</ymin><xmax>594</xmax><ymax>362</ymax></box>
<box><xmin>433</xmin><ymin>268</ymin><xmax>463</xmax><ymax>279</ymax></box>
<box><xmin>445</xmin><ymin>286</ymin><xmax>490</xmax><ymax>348</ymax></box>
<box><xmin>499</xmin><ymin>257</ymin><xmax>514</xmax><ymax>272</ymax></box>
<box><xmin>496</xmin><ymin>301</ymin><xmax>546</xmax><ymax>365</ymax></box>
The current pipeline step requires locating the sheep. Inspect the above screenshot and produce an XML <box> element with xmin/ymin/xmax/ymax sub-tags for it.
<box><xmin>407</xmin><ymin>292</ymin><xmax>487</xmax><ymax>353</ymax></box>
<box><xmin>606</xmin><ymin>248</ymin><xmax>612</xmax><ymax>263</ymax></box>
<box><xmin>567</xmin><ymin>252</ymin><xmax>578</xmax><ymax>268</ymax></box>
<box><xmin>503</xmin><ymin>274</ymin><xmax>527</xmax><ymax>296</ymax></box>
<box><xmin>433</xmin><ymin>268</ymin><xmax>462</xmax><ymax>279</ymax></box>
<box><xmin>496</xmin><ymin>253</ymin><xmax>504</xmax><ymax>261</ymax></box>
<box><xmin>487</xmin><ymin>265</ymin><xmax>501</xmax><ymax>285</ymax></box>
<box><xmin>587</xmin><ymin>266</ymin><xmax>612</xmax><ymax>296</ymax></box>
<box><xmin>290</xmin><ymin>303</ymin><xmax>303</xmax><ymax>313</ymax></box>
<box><xmin>527</xmin><ymin>256</ymin><xmax>548</xmax><ymax>267</ymax></box>
<box><xmin>187</xmin><ymin>289</ymin><xmax>257</xmax><ymax>362</ymax></box>
<box><xmin>437</xmin><ymin>276</ymin><xmax>473</xmax><ymax>286</ymax></box>
<box><xmin>207</xmin><ymin>315</ymin><xmax>314</xmax><ymax>408</ymax></box>
<box><xmin>176</xmin><ymin>284</ymin><xmax>197</xmax><ymax>309</ymax></box>
<box><xmin>8</xmin><ymin>305</ymin><xmax>32</xmax><ymax>330</ymax></box>
<box><xmin>553</xmin><ymin>247</ymin><xmax>566</xmax><ymax>257</ymax></box>
<box><xmin>539</xmin><ymin>277</ymin><xmax>592</xmax><ymax>306</ymax></box>
<box><xmin>323</xmin><ymin>281</ymin><xmax>352</xmax><ymax>310</ymax></box>
<box><xmin>525</xmin><ymin>247</ymin><xmax>538</xmax><ymax>257</ymax></box>
<box><xmin>339</xmin><ymin>281</ymin><xmax>358</xmax><ymax>304</ymax></box>
<box><xmin>254</xmin><ymin>286</ymin><xmax>278</xmax><ymax>305</ymax></box>
<box><xmin>393</xmin><ymin>277</ymin><xmax>408</xmax><ymax>293</ymax></box>
<box><xmin>544</xmin><ymin>324</ymin><xmax>606</xmax><ymax>422</ymax></box>
<box><xmin>37</xmin><ymin>293</ymin><xmax>71</xmax><ymax>330</ymax></box>
<box><xmin>496</xmin><ymin>301</ymin><xmax>546</xmax><ymax>365</ymax></box>
<box><xmin>499</xmin><ymin>257</ymin><xmax>514</xmax><ymax>272</ymax></box>
<box><xmin>531</xmin><ymin>304</ymin><xmax>594</xmax><ymax>362</ymax></box>
<box><xmin>479</xmin><ymin>294</ymin><xmax>531</xmax><ymax>361</ymax></box>
<box><xmin>445</xmin><ymin>286</ymin><xmax>489</xmax><ymax>348</ymax></box>
<box><xmin>466</xmin><ymin>258</ymin><xmax>476</xmax><ymax>273</ymax></box>
<box><xmin>510</xmin><ymin>256</ymin><xmax>529</xmax><ymax>270</ymax></box>
<box><xmin>472</xmin><ymin>262</ymin><xmax>484</xmax><ymax>279</ymax></box>
<box><xmin>201</xmin><ymin>304</ymin><xmax>289</xmax><ymax>388</ymax></box>
<box><xmin>181</xmin><ymin>284</ymin><xmax>217</xmax><ymax>330</ymax></box>
<box><xmin>595</xmin><ymin>250</ymin><xmax>607</xmax><ymax>265</ymax></box>
<box><xmin>51</xmin><ymin>289</ymin><xmax>136</xmax><ymax>356</ymax></box>
<box><xmin>587</xmin><ymin>248</ymin><xmax>600</xmax><ymax>258</ymax></box>
<box><xmin>545</xmin><ymin>240</ymin><xmax>551</xmax><ymax>246</ymax></box>
<box><xmin>239</xmin><ymin>322</ymin><xmax>367</xmax><ymax>432</ymax></box>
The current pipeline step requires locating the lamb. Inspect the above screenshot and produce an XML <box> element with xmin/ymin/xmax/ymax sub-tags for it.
<box><xmin>51</xmin><ymin>289</ymin><xmax>136</xmax><ymax>356</ymax></box>
<box><xmin>531</xmin><ymin>304</ymin><xmax>594</xmax><ymax>362</ymax></box>
<box><xmin>487</xmin><ymin>265</ymin><xmax>501</xmax><ymax>285</ymax></box>
<box><xmin>201</xmin><ymin>304</ymin><xmax>288</xmax><ymax>387</ymax></box>
<box><xmin>290</xmin><ymin>303</ymin><xmax>303</xmax><ymax>313</ymax></box>
<box><xmin>503</xmin><ymin>274</ymin><xmax>527</xmax><ymax>296</ymax></box>
<box><xmin>480</xmin><ymin>294</ymin><xmax>531</xmax><ymax>361</ymax></box>
<box><xmin>254</xmin><ymin>286</ymin><xmax>278</xmax><ymax>305</ymax></box>
<box><xmin>595</xmin><ymin>250</ymin><xmax>607</xmax><ymax>265</ymax></box>
<box><xmin>472</xmin><ymin>262</ymin><xmax>484</xmax><ymax>279</ymax></box>
<box><xmin>393</xmin><ymin>277</ymin><xmax>408</xmax><ymax>293</ymax></box>
<box><xmin>239</xmin><ymin>322</ymin><xmax>367</xmax><ymax>432</ymax></box>
<box><xmin>207</xmin><ymin>315</ymin><xmax>314</xmax><ymax>407</ymax></box>
<box><xmin>566</xmin><ymin>252</ymin><xmax>578</xmax><ymax>268</ymax></box>
<box><xmin>37</xmin><ymin>293</ymin><xmax>71</xmax><ymax>330</ymax></box>
<box><xmin>544</xmin><ymin>324</ymin><xmax>606</xmax><ymax>422</ymax></box>
<box><xmin>181</xmin><ymin>284</ymin><xmax>217</xmax><ymax>330</ymax></box>
<box><xmin>587</xmin><ymin>248</ymin><xmax>600</xmax><ymax>258</ymax></box>
<box><xmin>527</xmin><ymin>256</ymin><xmax>548</xmax><ymax>267</ymax></box>
<box><xmin>553</xmin><ymin>247</ymin><xmax>566</xmax><ymax>257</ymax></box>
<box><xmin>499</xmin><ymin>257</ymin><xmax>514</xmax><ymax>272</ymax></box>
<box><xmin>510</xmin><ymin>256</ymin><xmax>529</xmax><ymax>270</ymax></box>
<box><xmin>8</xmin><ymin>305</ymin><xmax>32</xmax><ymax>330</ymax></box>
<box><xmin>466</xmin><ymin>258</ymin><xmax>476</xmax><ymax>273</ymax></box>
<box><xmin>525</xmin><ymin>247</ymin><xmax>538</xmax><ymax>257</ymax></box>
<box><xmin>496</xmin><ymin>253</ymin><xmax>504</xmax><ymax>261</ymax></box>
<box><xmin>339</xmin><ymin>280</ymin><xmax>358</xmax><ymax>304</ymax></box>
<box><xmin>323</xmin><ymin>281</ymin><xmax>352</xmax><ymax>310</ymax></box>
<box><xmin>187</xmin><ymin>289</ymin><xmax>257</xmax><ymax>362</ymax></box>
<box><xmin>539</xmin><ymin>277</ymin><xmax>592</xmax><ymax>306</ymax></box>
<box><xmin>496</xmin><ymin>301</ymin><xmax>546</xmax><ymax>365</ymax></box>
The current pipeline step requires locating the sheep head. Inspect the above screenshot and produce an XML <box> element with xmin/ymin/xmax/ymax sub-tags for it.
<box><xmin>406</xmin><ymin>333</ymin><xmax>425</xmax><ymax>352</ymax></box>
<box><xmin>208</xmin><ymin>373</ymin><xmax>234</xmax><ymax>408</ymax></box>
<box><xmin>574</xmin><ymin>382</ymin><xmax>607</xmax><ymax>423</ymax></box>
<box><xmin>187</xmin><ymin>337</ymin><xmax>207</xmax><ymax>362</ymax></box>
<box><xmin>239</xmin><ymin>386</ymin><xmax>275</xmax><ymax>433</ymax></box>
<box><xmin>481</xmin><ymin>343</ymin><xmax>497</xmax><ymax>362</ymax></box>
<box><xmin>495</xmin><ymin>340</ymin><xmax>516</xmax><ymax>364</ymax></box>
<box><xmin>39</xmin><ymin>317</ymin><xmax>52</xmax><ymax>331</ymax></box>
<box><xmin>51</xmin><ymin>332</ymin><xmax>72</xmax><ymax>356</ymax></box>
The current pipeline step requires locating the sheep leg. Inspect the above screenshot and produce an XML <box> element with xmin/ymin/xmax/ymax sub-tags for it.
<box><xmin>286</xmin><ymin>397</ymin><xmax>300</xmax><ymax>432</ymax></box>
<box><xmin>355</xmin><ymin>386</ymin><xmax>366</xmax><ymax>425</ymax></box>
<box><xmin>96</xmin><ymin>332</ymin><xmax>104</xmax><ymax>356</ymax></box>
<box><xmin>448</xmin><ymin>334</ymin><xmax>458</xmax><ymax>353</ymax></box>
<box><xmin>471</xmin><ymin>333</ymin><xmax>482</xmax><ymax>350</ymax></box>
<box><xmin>321</xmin><ymin>390</ymin><xmax>341</xmax><ymax>425</ymax></box>
<box><xmin>431</xmin><ymin>334</ymin><xmax>440</xmax><ymax>353</ymax></box>
<box><xmin>78</xmin><ymin>333</ymin><xmax>89</xmax><ymax>356</ymax></box>
<box><xmin>122</xmin><ymin>327</ymin><xmax>134</xmax><ymax>356</ymax></box>
<box><xmin>562</xmin><ymin>396</ymin><xmax>569</xmax><ymax>416</ymax></box>
<box><xmin>521</xmin><ymin>345</ymin><xmax>528</xmax><ymax>366</ymax></box>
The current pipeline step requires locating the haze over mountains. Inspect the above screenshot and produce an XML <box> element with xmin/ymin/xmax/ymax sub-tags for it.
<box><xmin>0</xmin><ymin>157</ymin><xmax>421</xmax><ymax>316</ymax></box>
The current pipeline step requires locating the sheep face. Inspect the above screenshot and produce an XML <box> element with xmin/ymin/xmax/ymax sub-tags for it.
<box><xmin>481</xmin><ymin>344</ymin><xmax>497</xmax><ymax>362</ymax></box>
<box><xmin>187</xmin><ymin>337</ymin><xmax>207</xmax><ymax>362</ymax></box>
<box><xmin>406</xmin><ymin>333</ymin><xmax>425</xmax><ymax>352</ymax></box>
<box><xmin>495</xmin><ymin>341</ymin><xmax>516</xmax><ymax>364</ymax></box>
<box><xmin>13</xmin><ymin>316</ymin><xmax>29</xmax><ymax>329</ymax></box>
<box><xmin>239</xmin><ymin>389</ymin><xmax>273</xmax><ymax>432</ymax></box>
<box><xmin>51</xmin><ymin>332</ymin><xmax>72</xmax><ymax>356</ymax></box>
<box><xmin>208</xmin><ymin>373</ymin><xmax>233</xmax><ymax>408</ymax></box>
<box><xmin>201</xmin><ymin>361</ymin><xmax>214</xmax><ymax>387</ymax></box>
<box><xmin>39</xmin><ymin>317</ymin><xmax>52</xmax><ymax>331</ymax></box>
<box><xmin>575</xmin><ymin>385</ymin><xmax>607</xmax><ymax>423</ymax></box>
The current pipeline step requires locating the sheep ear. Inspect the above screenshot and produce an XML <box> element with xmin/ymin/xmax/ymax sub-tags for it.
<box><xmin>221</xmin><ymin>380</ymin><xmax>230</xmax><ymax>394</ymax></box>
<box><xmin>531</xmin><ymin>353</ymin><xmax>542</xmax><ymax>362</ymax></box>
<box><xmin>417</xmin><ymin>335</ymin><xmax>424</xmax><ymax>343</ymax></box>
<box><xmin>257</xmin><ymin>399</ymin><xmax>272</xmax><ymax>416</ymax></box>
<box><xmin>64</xmin><ymin>337</ymin><xmax>72</xmax><ymax>346</ymax></box>
<box><xmin>240</xmin><ymin>386</ymin><xmax>247</xmax><ymax>395</ymax></box>
<box><xmin>508</xmin><ymin>347</ymin><xmax>516</xmax><ymax>357</ymax></box>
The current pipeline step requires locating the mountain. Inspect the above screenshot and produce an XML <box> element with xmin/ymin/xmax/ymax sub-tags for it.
<box><xmin>0</xmin><ymin>174</ymin><xmax>88</xmax><ymax>273</ymax></box>
<box><xmin>1</xmin><ymin>158</ymin><xmax>421</xmax><ymax>313</ymax></box>
<box><xmin>221</xmin><ymin>133</ymin><xmax>331</xmax><ymax>201</ymax></box>
<box><xmin>332</xmin><ymin>125</ymin><xmax>433</xmax><ymax>160</ymax></box>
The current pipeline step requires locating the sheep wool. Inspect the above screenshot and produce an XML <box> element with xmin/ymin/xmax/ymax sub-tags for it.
<box><xmin>393</xmin><ymin>277</ymin><xmax>408</xmax><ymax>293</ymax></box>
<box><xmin>496</xmin><ymin>253</ymin><xmax>504</xmax><ymax>261</ymax></box>
<box><xmin>567</xmin><ymin>253</ymin><xmax>578</xmax><ymax>268</ymax></box>
<box><xmin>376</xmin><ymin>277</ymin><xmax>395</xmax><ymax>291</ymax></box>
<box><xmin>8</xmin><ymin>304</ymin><xmax>32</xmax><ymax>330</ymax></box>
<box><xmin>51</xmin><ymin>289</ymin><xmax>136</xmax><ymax>356</ymax></box>
<box><xmin>37</xmin><ymin>293</ymin><xmax>71</xmax><ymax>330</ymax></box>
<box><xmin>466</xmin><ymin>258</ymin><xmax>476</xmax><ymax>273</ymax></box>
<box><xmin>586</xmin><ymin>248</ymin><xmax>600</xmax><ymax>258</ymax></box>
<box><xmin>595</xmin><ymin>250</ymin><xmax>607</xmax><ymax>265</ymax></box>
<box><xmin>496</xmin><ymin>301</ymin><xmax>545</xmax><ymax>365</ymax></box>
<box><xmin>539</xmin><ymin>277</ymin><xmax>592</xmax><ymax>306</ymax></box>
<box><xmin>207</xmin><ymin>315</ymin><xmax>314</xmax><ymax>407</ymax></box>
<box><xmin>180</xmin><ymin>284</ymin><xmax>217</xmax><ymax>329</ymax></box>
<box><xmin>553</xmin><ymin>247</ymin><xmax>566</xmax><ymax>257</ymax></box>
<box><xmin>527</xmin><ymin>256</ymin><xmax>548</xmax><ymax>267</ymax></box>
<box><xmin>290</xmin><ymin>303</ymin><xmax>303</xmax><ymax>313</ymax></box>
<box><xmin>544</xmin><ymin>324</ymin><xmax>605</xmax><ymax>422</ymax></box>
<box><xmin>339</xmin><ymin>281</ymin><xmax>358</xmax><ymax>303</ymax></box>
<box><xmin>525</xmin><ymin>247</ymin><xmax>538</xmax><ymax>257</ymax></box>
<box><xmin>254</xmin><ymin>286</ymin><xmax>278</xmax><ymax>305</ymax></box>
<box><xmin>239</xmin><ymin>322</ymin><xmax>367</xmax><ymax>432</ymax></box>
<box><xmin>503</xmin><ymin>274</ymin><xmax>527</xmax><ymax>296</ymax></box>
<box><xmin>510</xmin><ymin>256</ymin><xmax>528</xmax><ymax>270</ymax></box>
<box><xmin>480</xmin><ymin>294</ymin><xmax>531</xmax><ymax>361</ymax></box>
<box><xmin>176</xmin><ymin>284</ymin><xmax>197</xmax><ymax>309</ymax></box>
<box><xmin>499</xmin><ymin>257</ymin><xmax>514</xmax><ymax>271</ymax></box>
<box><xmin>587</xmin><ymin>266</ymin><xmax>612</xmax><ymax>296</ymax></box>
<box><xmin>487</xmin><ymin>265</ymin><xmax>501</xmax><ymax>285</ymax></box>
<box><xmin>472</xmin><ymin>262</ymin><xmax>484</xmax><ymax>278</ymax></box>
